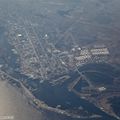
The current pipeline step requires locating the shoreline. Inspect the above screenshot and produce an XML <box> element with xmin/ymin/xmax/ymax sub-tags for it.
<box><xmin>0</xmin><ymin>69</ymin><xmax>101</xmax><ymax>119</ymax></box>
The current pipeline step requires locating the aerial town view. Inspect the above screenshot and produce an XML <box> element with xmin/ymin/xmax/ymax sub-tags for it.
<box><xmin>0</xmin><ymin>0</ymin><xmax>120</xmax><ymax>120</ymax></box>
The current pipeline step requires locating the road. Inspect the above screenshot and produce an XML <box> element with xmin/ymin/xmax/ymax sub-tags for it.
<box><xmin>22</xmin><ymin>20</ymin><xmax>45</xmax><ymax>79</ymax></box>
<box><xmin>75</xmin><ymin>67</ymin><xmax>94</xmax><ymax>88</ymax></box>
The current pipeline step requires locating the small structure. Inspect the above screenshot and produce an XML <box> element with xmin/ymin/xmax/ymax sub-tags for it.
<box><xmin>98</xmin><ymin>87</ymin><xmax>106</xmax><ymax>92</ymax></box>
<box><xmin>17</xmin><ymin>34</ymin><xmax>22</xmax><ymax>37</ymax></box>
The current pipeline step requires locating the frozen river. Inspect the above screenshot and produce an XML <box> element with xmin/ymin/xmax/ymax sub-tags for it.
<box><xmin>0</xmin><ymin>80</ymin><xmax>44</xmax><ymax>120</ymax></box>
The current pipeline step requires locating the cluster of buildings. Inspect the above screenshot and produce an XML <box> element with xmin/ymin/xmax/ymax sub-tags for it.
<box><xmin>7</xmin><ymin>21</ymin><xmax>110</xmax><ymax>82</ymax></box>
<box><xmin>7</xmin><ymin>22</ymin><xmax>68</xmax><ymax>81</ymax></box>
<box><xmin>8</xmin><ymin>25</ymin><xmax>42</xmax><ymax>79</ymax></box>
<box><xmin>74</xmin><ymin>46</ymin><xmax>109</xmax><ymax>67</ymax></box>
